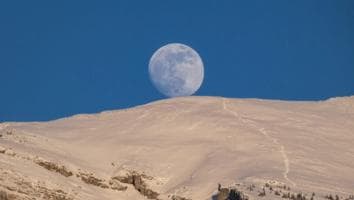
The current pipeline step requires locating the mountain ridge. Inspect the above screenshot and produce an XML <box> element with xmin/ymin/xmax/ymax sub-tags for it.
<box><xmin>35</xmin><ymin>95</ymin><xmax>354</xmax><ymax>124</ymax></box>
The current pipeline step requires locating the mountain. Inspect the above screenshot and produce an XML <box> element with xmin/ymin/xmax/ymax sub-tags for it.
<box><xmin>0</xmin><ymin>96</ymin><xmax>354</xmax><ymax>200</ymax></box>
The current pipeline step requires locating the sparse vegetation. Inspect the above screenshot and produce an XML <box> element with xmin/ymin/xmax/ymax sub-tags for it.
<box><xmin>214</xmin><ymin>184</ymin><xmax>248</xmax><ymax>200</ymax></box>
<box><xmin>291</xmin><ymin>193</ymin><xmax>296</xmax><ymax>199</ymax></box>
<box><xmin>247</xmin><ymin>184</ymin><xmax>255</xmax><ymax>192</ymax></box>
<box><xmin>258</xmin><ymin>188</ymin><xmax>266</xmax><ymax>197</ymax></box>
<box><xmin>294</xmin><ymin>193</ymin><xmax>306</xmax><ymax>200</ymax></box>
<box><xmin>310</xmin><ymin>192</ymin><xmax>315</xmax><ymax>200</ymax></box>
<box><xmin>283</xmin><ymin>192</ymin><xmax>291</xmax><ymax>199</ymax></box>
<box><xmin>326</xmin><ymin>194</ymin><xmax>334</xmax><ymax>200</ymax></box>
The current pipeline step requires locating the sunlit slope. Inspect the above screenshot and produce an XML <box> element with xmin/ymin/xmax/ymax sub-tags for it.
<box><xmin>1</xmin><ymin>96</ymin><xmax>353</xmax><ymax>200</ymax></box>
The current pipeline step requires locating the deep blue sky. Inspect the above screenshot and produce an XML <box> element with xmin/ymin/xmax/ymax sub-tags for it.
<box><xmin>1</xmin><ymin>1</ymin><xmax>354</xmax><ymax>121</ymax></box>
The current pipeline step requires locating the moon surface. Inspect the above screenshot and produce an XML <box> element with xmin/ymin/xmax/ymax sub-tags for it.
<box><xmin>148</xmin><ymin>43</ymin><xmax>204</xmax><ymax>97</ymax></box>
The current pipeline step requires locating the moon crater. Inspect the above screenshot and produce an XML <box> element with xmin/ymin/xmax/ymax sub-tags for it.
<box><xmin>149</xmin><ymin>43</ymin><xmax>204</xmax><ymax>97</ymax></box>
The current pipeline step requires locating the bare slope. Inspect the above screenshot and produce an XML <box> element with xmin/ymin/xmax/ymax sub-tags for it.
<box><xmin>0</xmin><ymin>96</ymin><xmax>353</xmax><ymax>200</ymax></box>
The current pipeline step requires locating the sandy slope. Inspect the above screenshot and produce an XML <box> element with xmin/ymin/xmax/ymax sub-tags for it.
<box><xmin>0</xmin><ymin>96</ymin><xmax>353</xmax><ymax>200</ymax></box>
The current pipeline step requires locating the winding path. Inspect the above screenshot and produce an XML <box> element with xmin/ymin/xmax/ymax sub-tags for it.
<box><xmin>222</xmin><ymin>98</ymin><xmax>296</xmax><ymax>186</ymax></box>
<box><xmin>258</xmin><ymin>127</ymin><xmax>296</xmax><ymax>186</ymax></box>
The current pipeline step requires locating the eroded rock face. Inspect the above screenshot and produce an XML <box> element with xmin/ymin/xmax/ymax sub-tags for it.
<box><xmin>112</xmin><ymin>171</ymin><xmax>159</xmax><ymax>199</ymax></box>
<box><xmin>108</xmin><ymin>179</ymin><xmax>128</xmax><ymax>191</ymax></box>
<box><xmin>0</xmin><ymin>190</ymin><xmax>22</xmax><ymax>200</ymax></box>
<box><xmin>0</xmin><ymin>176</ymin><xmax>73</xmax><ymax>200</ymax></box>
<box><xmin>171</xmin><ymin>195</ymin><xmax>192</xmax><ymax>200</ymax></box>
<box><xmin>34</xmin><ymin>159</ymin><xmax>73</xmax><ymax>177</ymax></box>
<box><xmin>77</xmin><ymin>172</ymin><xmax>109</xmax><ymax>189</ymax></box>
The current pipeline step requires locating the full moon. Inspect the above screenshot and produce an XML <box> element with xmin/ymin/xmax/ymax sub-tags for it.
<box><xmin>148</xmin><ymin>43</ymin><xmax>204</xmax><ymax>97</ymax></box>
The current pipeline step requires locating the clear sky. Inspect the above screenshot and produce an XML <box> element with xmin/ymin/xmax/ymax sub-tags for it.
<box><xmin>1</xmin><ymin>1</ymin><xmax>354</xmax><ymax>121</ymax></box>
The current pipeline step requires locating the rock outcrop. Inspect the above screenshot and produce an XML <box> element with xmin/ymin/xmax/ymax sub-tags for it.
<box><xmin>77</xmin><ymin>172</ymin><xmax>109</xmax><ymax>189</ymax></box>
<box><xmin>34</xmin><ymin>158</ymin><xmax>73</xmax><ymax>177</ymax></box>
<box><xmin>112</xmin><ymin>171</ymin><xmax>159</xmax><ymax>199</ymax></box>
<box><xmin>213</xmin><ymin>184</ymin><xmax>248</xmax><ymax>200</ymax></box>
